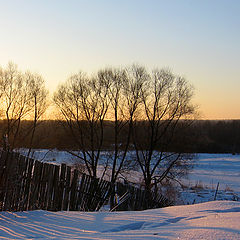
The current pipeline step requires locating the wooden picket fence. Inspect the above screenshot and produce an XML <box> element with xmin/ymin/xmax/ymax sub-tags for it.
<box><xmin>0</xmin><ymin>150</ymin><xmax>172</xmax><ymax>212</ymax></box>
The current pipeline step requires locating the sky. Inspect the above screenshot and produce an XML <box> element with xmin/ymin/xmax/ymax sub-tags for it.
<box><xmin>0</xmin><ymin>0</ymin><xmax>239</xmax><ymax>119</ymax></box>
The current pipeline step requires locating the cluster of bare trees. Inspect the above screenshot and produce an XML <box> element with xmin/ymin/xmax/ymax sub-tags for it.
<box><xmin>53</xmin><ymin>65</ymin><xmax>197</xmax><ymax>200</ymax></box>
<box><xmin>0</xmin><ymin>63</ymin><xmax>48</xmax><ymax>156</ymax></box>
<box><xmin>0</xmin><ymin>62</ymin><xmax>196</xmax><ymax>204</ymax></box>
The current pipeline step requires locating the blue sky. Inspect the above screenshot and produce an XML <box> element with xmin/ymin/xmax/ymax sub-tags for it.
<box><xmin>0</xmin><ymin>0</ymin><xmax>240</xmax><ymax>119</ymax></box>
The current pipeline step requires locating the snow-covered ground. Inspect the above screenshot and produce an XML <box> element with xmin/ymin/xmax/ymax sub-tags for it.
<box><xmin>180</xmin><ymin>154</ymin><xmax>240</xmax><ymax>204</ymax></box>
<box><xmin>184</xmin><ymin>153</ymin><xmax>240</xmax><ymax>192</ymax></box>
<box><xmin>0</xmin><ymin>201</ymin><xmax>239</xmax><ymax>239</ymax></box>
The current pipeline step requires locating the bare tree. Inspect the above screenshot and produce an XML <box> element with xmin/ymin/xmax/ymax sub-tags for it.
<box><xmin>25</xmin><ymin>72</ymin><xmax>49</xmax><ymax>158</ymax></box>
<box><xmin>96</xmin><ymin>66</ymin><xmax>147</xmax><ymax>207</ymax></box>
<box><xmin>54</xmin><ymin>66</ymin><xmax>196</xmax><ymax>207</ymax></box>
<box><xmin>132</xmin><ymin>68</ymin><xmax>196</xmax><ymax>199</ymax></box>
<box><xmin>53</xmin><ymin>71</ymin><xmax>110</xmax><ymax>178</ymax></box>
<box><xmin>0</xmin><ymin>63</ymin><xmax>33</xmax><ymax>149</ymax></box>
<box><xmin>97</xmin><ymin>68</ymin><xmax>126</xmax><ymax>182</ymax></box>
<box><xmin>0</xmin><ymin>63</ymin><xmax>48</xmax><ymax>152</ymax></box>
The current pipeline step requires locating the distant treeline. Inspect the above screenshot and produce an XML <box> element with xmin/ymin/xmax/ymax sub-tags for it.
<box><xmin>0</xmin><ymin>119</ymin><xmax>239</xmax><ymax>153</ymax></box>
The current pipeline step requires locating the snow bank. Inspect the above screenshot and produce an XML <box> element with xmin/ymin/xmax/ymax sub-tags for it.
<box><xmin>0</xmin><ymin>201</ymin><xmax>239</xmax><ymax>239</ymax></box>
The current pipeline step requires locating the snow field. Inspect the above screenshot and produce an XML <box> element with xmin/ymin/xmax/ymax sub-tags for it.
<box><xmin>0</xmin><ymin>201</ymin><xmax>239</xmax><ymax>239</ymax></box>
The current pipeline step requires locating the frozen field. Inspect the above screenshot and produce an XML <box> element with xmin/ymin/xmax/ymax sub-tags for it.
<box><xmin>180</xmin><ymin>154</ymin><xmax>240</xmax><ymax>204</ymax></box>
<box><xmin>184</xmin><ymin>153</ymin><xmax>240</xmax><ymax>192</ymax></box>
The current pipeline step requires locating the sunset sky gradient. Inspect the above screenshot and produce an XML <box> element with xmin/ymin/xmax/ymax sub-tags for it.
<box><xmin>0</xmin><ymin>0</ymin><xmax>239</xmax><ymax>119</ymax></box>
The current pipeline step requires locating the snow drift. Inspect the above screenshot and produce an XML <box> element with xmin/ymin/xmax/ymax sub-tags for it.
<box><xmin>0</xmin><ymin>200</ymin><xmax>239</xmax><ymax>239</ymax></box>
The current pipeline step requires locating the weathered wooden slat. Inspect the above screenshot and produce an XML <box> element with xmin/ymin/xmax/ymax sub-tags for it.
<box><xmin>4</xmin><ymin>152</ymin><xmax>15</xmax><ymax>211</ymax></box>
<box><xmin>0</xmin><ymin>151</ymin><xmax>5</xmax><ymax>177</ymax></box>
<box><xmin>46</xmin><ymin>164</ymin><xmax>55</xmax><ymax>211</ymax></box>
<box><xmin>29</xmin><ymin>160</ymin><xmax>43</xmax><ymax>210</ymax></box>
<box><xmin>42</xmin><ymin>163</ymin><xmax>52</xmax><ymax>210</ymax></box>
<box><xmin>76</xmin><ymin>173</ymin><xmax>85</xmax><ymax>211</ymax></box>
<box><xmin>14</xmin><ymin>155</ymin><xmax>26</xmax><ymax>211</ymax></box>
<box><xmin>0</xmin><ymin>151</ymin><xmax>7</xmax><ymax>211</ymax></box>
<box><xmin>69</xmin><ymin>169</ymin><xmax>78</xmax><ymax>211</ymax></box>
<box><xmin>23</xmin><ymin>158</ymin><xmax>34</xmax><ymax>210</ymax></box>
<box><xmin>38</xmin><ymin>163</ymin><xmax>49</xmax><ymax>209</ymax></box>
<box><xmin>11</xmin><ymin>153</ymin><xmax>23</xmax><ymax>211</ymax></box>
<box><xmin>19</xmin><ymin>156</ymin><xmax>29</xmax><ymax>211</ymax></box>
<box><xmin>0</xmin><ymin>151</ymin><xmax>8</xmax><ymax>186</ymax></box>
<box><xmin>81</xmin><ymin>174</ymin><xmax>90</xmax><ymax>211</ymax></box>
<box><xmin>85</xmin><ymin>177</ymin><xmax>96</xmax><ymax>211</ymax></box>
<box><xmin>1</xmin><ymin>151</ymin><xmax>11</xmax><ymax>211</ymax></box>
<box><xmin>3</xmin><ymin>152</ymin><xmax>18</xmax><ymax>211</ymax></box>
<box><xmin>52</xmin><ymin>165</ymin><xmax>60</xmax><ymax>211</ymax></box>
<box><xmin>57</xmin><ymin>163</ymin><xmax>66</xmax><ymax>211</ymax></box>
<box><xmin>62</xmin><ymin>166</ymin><xmax>71</xmax><ymax>211</ymax></box>
<box><xmin>80</xmin><ymin>174</ymin><xmax>92</xmax><ymax>211</ymax></box>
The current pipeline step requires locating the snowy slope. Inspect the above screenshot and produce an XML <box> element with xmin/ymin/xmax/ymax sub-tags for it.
<box><xmin>0</xmin><ymin>201</ymin><xmax>240</xmax><ymax>239</ymax></box>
